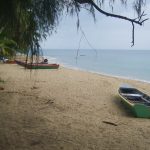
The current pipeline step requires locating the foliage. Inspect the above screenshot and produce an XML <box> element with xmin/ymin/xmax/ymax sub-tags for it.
<box><xmin>0</xmin><ymin>36</ymin><xmax>18</xmax><ymax>56</ymax></box>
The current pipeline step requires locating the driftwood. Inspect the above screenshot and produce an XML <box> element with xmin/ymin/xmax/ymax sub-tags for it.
<box><xmin>102</xmin><ymin>121</ymin><xmax>118</xmax><ymax>126</ymax></box>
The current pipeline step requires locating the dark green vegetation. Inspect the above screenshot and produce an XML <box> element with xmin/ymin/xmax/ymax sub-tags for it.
<box><xmin>0</xmin><ymin>0</ymin><xmax>147</xmax><ymax>59</ymax></box>
<box><xmin>0</xmin><ymin>38</ymin><xmax>18</xmax><ymax>59</ymax></box>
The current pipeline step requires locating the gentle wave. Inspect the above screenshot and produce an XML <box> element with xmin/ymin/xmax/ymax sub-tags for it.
<box><xmin>46</xmin><ymin>56</ymin><xmax>150</xmax><ymax>83</ymax></box>
<box><xmin>62</xmin><ymin>63</ymin><xmax>150</xmax><ymax>84</ymax></box>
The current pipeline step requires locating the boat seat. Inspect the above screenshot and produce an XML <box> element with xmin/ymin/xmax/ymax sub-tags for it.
<box><xmin>121</xmin><ymin>93</ymin><xmax>142</xmax><ymax>97</ymax></box>
<box><xmin>141</xmin><ymin>97</ymin><xmax>150</xmax><ymax>103</ymax></box>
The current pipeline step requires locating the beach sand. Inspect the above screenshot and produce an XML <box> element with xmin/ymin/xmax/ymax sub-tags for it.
<box><xmin>0</xmin><ymin>64</ymin><xmax>150</xmax><ymax>150</ymax></box>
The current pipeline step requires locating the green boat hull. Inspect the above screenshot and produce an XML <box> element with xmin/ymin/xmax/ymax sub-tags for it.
<box><xmin>120</xmin><ymin>94</ymin><xmax>150</xmax><ymax>118</ymax></box>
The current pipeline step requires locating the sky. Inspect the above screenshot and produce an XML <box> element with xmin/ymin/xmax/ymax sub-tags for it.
<box><xmin>41</xmin><ymin>1</ymin><xmax>150</xmax><ymax>50</ymax></box>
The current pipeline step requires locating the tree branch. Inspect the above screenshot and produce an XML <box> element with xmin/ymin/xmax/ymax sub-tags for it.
<box><xmin>92</xmin><ymin>1</ymin><xmax>148</xmax><ymax>25</ymax></box>
<box><xmin>131</xmin><ymin>22</ymin><xmax>135</xmax><ymax>47</ymax></box>
<box><xmin>75</xmin><ymin>0</ymin><xmax>148</xmax><ymax>25</ymax></box>
<box><xmin>75</xmin><ymin>0</ymin><xmax>149</xmax><ymax>46</ymax></box>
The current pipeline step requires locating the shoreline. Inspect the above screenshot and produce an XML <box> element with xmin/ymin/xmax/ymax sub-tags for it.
<box><xmin>60</xmin><ymin>64</ymin><xmax>150</xmax><ymax>84</ymax></box>
<box><xmin>45</xmin><ymin>55</ymin><xmax>150</xmax><ymax>84</ymax></box>
<box><xmin>44</xmin><ymin>49</ymin><xmax>150</xmax><ymax>84</ymax></box>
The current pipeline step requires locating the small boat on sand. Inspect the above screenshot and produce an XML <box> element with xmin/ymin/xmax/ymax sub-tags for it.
<box><xmin>118</xmin><ymin>84</ymin><xmax>150</xmax><ymax>118</ymax></box>
<box><xmin>5</xmin><ymin>60</ymin><xmax>16</xmax><ymax>64</ymax></box>
<box><xmin>15</xmin><ymin>60</ymin><xmax>26</xmax><ymax>66</ymax></box>
<box><xmin>26</xmin><ymin>63</ymin><xmax>59</xmax><ymax>69</ymax></box>
<box><xmin>15</xmin><ymin>60</ymin><xmax>59</xmax><ymax>69</ymax></box>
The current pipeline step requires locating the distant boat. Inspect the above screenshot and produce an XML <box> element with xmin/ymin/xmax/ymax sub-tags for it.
<box><xmin>15</xmin><ymin>60</ymin><xmax>59</xmax><ymax>69</ymax></box>
<box><xmin>118</xmin><ymin>84</ymin><xmax>150</xmax><ymax>118</ymax></box>
<box><xmin>15</xmin><ymin>60</ymin><xmax>26</xmax><ymax>67</ymax></box>
<box><xmin>4</xmin><ymin>60</ymin><xmax>16</xmax><ymax>64</ymax></box>
<box><xmin>26</xmin><ymin>63</ymin><xmax>59</xmax><ymax>69</ymax></box>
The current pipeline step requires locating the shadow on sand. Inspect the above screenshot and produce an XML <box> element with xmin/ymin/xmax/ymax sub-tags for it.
<box><xmin>113</xmin><ymin>95</ymin><xmax>135</xmax><ymax>118</ymax></box>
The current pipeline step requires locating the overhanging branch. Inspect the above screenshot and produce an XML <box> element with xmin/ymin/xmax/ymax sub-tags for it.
<box><xmin>131</xmin><ymin>22</ymin><xmax>135</xmax><ymax>47</ymax></box>
<box><xmin>75</xmin><ymin>0</ymin><xmax>149</xmax><ymax>46</ymax></box>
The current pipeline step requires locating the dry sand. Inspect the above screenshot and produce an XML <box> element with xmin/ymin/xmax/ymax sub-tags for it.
<box><xmin>0</xmin><ymin>63</ymin><xmax>150</xmax><ymax>150</ymax></box>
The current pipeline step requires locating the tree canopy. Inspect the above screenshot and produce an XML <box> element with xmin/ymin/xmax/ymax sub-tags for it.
<box><xmin>0</xmin><ymin>0</ymin><xmax>148</xmax><ymax>58</ymax></box>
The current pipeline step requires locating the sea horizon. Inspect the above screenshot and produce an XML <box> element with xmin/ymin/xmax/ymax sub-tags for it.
<box><xmin>42</xmin><ymin>48</ymin><xmax>150</xmax><ymax>51</ymax></box>
<box><xmin>43</xmin><ymin>49</ymin><xmax>150</xmax><ymax>83</ymax></box>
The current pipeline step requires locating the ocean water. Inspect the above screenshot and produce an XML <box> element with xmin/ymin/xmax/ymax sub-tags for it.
<box><xmin>43</xmin><ymin>49</ymin><xmax>150</xmax><ymax>82</ymax></box>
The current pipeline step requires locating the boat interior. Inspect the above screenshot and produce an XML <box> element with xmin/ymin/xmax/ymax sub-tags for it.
<box><xmin>119</xmin><ymin>88</ymin><xmax>150</xmax><ymax>106</ymax></box>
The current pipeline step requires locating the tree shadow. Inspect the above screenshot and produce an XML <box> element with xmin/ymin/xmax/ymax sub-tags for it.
<box><xmin>0</xmin><ymin>92</ymin><xmax>61</xmax><ymax>150</ymax></box>
<box><xmin>113</xmin><ymin>95</ymin><xmax>135</xmax><ymax>118</ymax></box>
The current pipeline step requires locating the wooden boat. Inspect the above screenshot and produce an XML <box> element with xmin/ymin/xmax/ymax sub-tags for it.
<box><xmin>26</xmin><ymin>63</ymin><xmax>59</xmax><ymax>69</ymax></box>
<box><xmin>5</xmin><ymin>60</ymin><xmax>16</xmax><ymax>64</ymax></box>
<box><xmin>118</xmin><ymin>84</ymin><xmax>150</xmax><ymax>118</ymax></box>
<box><xmin>15</xmin><ymin>60</ymin><xmax>26</xmax><ymax>67</ymax></box>
<box><xmin>15</xmin><ymin>60</ymin><xmax>59</xmax><ymax>69</ymax></box>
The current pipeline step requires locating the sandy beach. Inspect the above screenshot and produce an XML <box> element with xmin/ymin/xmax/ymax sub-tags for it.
<box><xmin>0</xmin><ymin>63</ymin><xmax>150</xmax><ymax>150</ymax></box>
